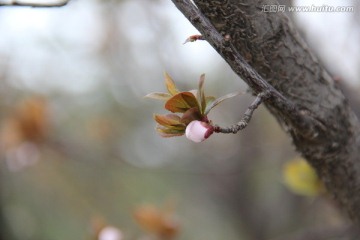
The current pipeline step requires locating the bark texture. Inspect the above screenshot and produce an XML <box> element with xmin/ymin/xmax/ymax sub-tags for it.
<box><xmin>173</xmin><ymin>0</ymin><xmax>360</xmax><ymax>223</ymax></box>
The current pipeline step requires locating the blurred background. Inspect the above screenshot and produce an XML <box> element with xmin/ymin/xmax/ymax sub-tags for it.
<box><xmin>0</xmin><ymin>0</ymin><xmax>359</xmax><ymax>239</ymax></box>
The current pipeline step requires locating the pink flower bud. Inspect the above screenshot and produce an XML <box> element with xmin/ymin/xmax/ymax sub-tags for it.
<box><xmin>185</xmin><ymin>120</ymin><xmax>214</xmax><ymax>143</ymax></box>
<box><xmin>98</xmin><ymin>226</ymin><xmax>123</xmax><ymax>240</ymax></box>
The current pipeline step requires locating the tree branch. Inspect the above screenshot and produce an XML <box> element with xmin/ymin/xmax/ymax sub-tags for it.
<box><xmin>171</xmin><ymin>0</ymin><xmax>325</xmax><ymax>141</ymax></box>
<box><xmin>214</xmin><ymin>91</ymin><xmax>269</xmax><ymax>133</ymax></box>
<box><xmin>0</xmin><ymin>0</ymin><xmax>69</xmax><ymax>7</ymax></box>
<box><xmin>171</xmin><ymin>0</ymin><xmax>360</xmax><ymax>223</ymax></box>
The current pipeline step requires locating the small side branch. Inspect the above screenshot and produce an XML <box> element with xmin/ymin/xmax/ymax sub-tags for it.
<box><xmin>214</xmin><ymin>91</ymin><xmax>269</xmax><ymax>134</ymax></box>
<box><xmin>0</xmin><ymin>0</ymin><xmax>69</xmax><ymax>7</ymax></box>
<box><xmin>183</xmin><ymin>34</ymin><xmax>205</xmax><ymax>44</ymax></box>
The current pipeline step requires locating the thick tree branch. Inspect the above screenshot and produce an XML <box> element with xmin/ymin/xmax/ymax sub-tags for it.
<box><xmin>172</xmin><ymin>0</ymin><xmax>325</xmax><ymax>140</ymax></box>
<box><xmin>0</xmin><ymin>0</ymin><xmax>69</xmax><ymax>7</ymax></box>
<box><xmin>171</xmin><ymin>0</ymin><xmax>360</xmax><ymax>224</ymax></box>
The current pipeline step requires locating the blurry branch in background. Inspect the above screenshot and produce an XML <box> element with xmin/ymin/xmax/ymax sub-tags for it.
<box><xmin>269</xmin><ymin>225</ymin><xmax>360</xmax><ymax>240</ymax></box>
<box><xmin>0</xmin><ymin>0</ymin><xmax>69</xmax><ymax>7</ymax></box>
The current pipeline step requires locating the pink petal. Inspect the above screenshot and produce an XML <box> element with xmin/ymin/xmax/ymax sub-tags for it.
<box><xmin>185</xmin><ymin>120</ymin><xmax>213</xmax><ymax>143</ymax></box>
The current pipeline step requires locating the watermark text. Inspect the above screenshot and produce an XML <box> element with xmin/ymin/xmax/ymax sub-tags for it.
<box><xmin>262</xmin><ymin>4</ymin><xmax>354</xmax><ymax>13</ymax></box>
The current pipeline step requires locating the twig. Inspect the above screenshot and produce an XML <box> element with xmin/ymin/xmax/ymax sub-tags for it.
<box><xmin>183</xmin><ymin>34</ymin><xmax>204</xmax><ymax>44</ymax></box>
<box><xmin>0</xmin><ymin>0</ymin><xmax>69</xmax><ymax>7</ymax></box>
<box><xmin>171</xmin><ymin>0</ymin><xmax>325</xmax><ymax>139</ymax></box>
<box><xmin>214</xmin><ymin>91</ymin><xmax>269</xmax><ymax>134</ymax></box>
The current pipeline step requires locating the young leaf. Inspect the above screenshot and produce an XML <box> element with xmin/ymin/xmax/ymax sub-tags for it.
<box><xmin>189</xmin><ymin>89</ymin><xmax>198</xmax><ymax>97</ymax></box>
<box><xmin>145</xmin><ymin>92</ymin><xmax>172</xmax><ymax>101</ymax></box>
<box><xmin>205</xmin><ymin>96</ymin><xmax>216</xmax><ymax>107</ymax></box>
<box><xmin>198</xmin><ymin>74</ymin><xmax>206</xmax><ymax>114</ymax></box>
<box><xmin>204</xmin><ymin>92</ymin><xmax>241</xmax><ymax>115</ymax></box>
<box><xmin>180</xmin><ymin>107</ymin><xmax>202</xmax><ymax>125</ymax></box>
<box><xmin>156</xmin><ymin>125</ymin><xmax>185</xmax><ymax>137</ymax></box>
<box><xmin>164</xmin><ymin>72</ymin><xmax>179</xmax><ymax>96</ymax></box>
<box><xmin>154</xmin><ymin>114</ymin><xmax>184</xmax><ymax>128</ymax></box>
<box><xmin>165</xmin><ymin>92</ymin><xmax>200</xmax><ymax>113</ymax></box>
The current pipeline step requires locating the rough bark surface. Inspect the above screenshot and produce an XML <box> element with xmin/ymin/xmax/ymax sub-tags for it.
<box><xmin>174</xmin><ymin>0</ymin><xmax>360</xmax><ymax>223</ymax></box>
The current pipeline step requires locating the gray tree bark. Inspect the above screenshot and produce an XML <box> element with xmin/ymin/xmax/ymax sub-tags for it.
<box><xmin>172</xmin><ymin>0</ymin><xmax>360</xmax><ymax>223</ymax></box>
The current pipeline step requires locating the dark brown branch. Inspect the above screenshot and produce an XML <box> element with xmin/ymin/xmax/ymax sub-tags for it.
<box><xmin>171</xmin><ymin>0</ymin><xmax>325</xmax><ymax>141</ymax></box>
<box><xmin>0</xmin><ymin>0</ymin><xmax>69</xmax><ymax>7</ymax></box>
<box><xmin>172</xmin><ymin>1</ymin><xmax>278</xmax><ymax>96</ymax></box>
<box><xmin>214</xmin><ymin>91</ymin><xmax>269</xmax><ymax>133</ymax></box>
<box><xmin>171</xmin><ymin>0</ymin><xmax>360</xmax><ymax>224</ymax></box>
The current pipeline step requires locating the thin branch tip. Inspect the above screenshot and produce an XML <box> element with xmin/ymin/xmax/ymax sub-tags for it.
<box><xmin>183</xmin><ymin>34</ymin><xmax>205</xmax><ymax>44</ymax></box>
<box><xmin>214</xmin><ymin>91</ymin><xmax>268</xmax><ymax>134</ymax></box>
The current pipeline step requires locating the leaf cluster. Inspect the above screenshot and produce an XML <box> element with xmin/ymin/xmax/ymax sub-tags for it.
<box><xmin>145</xmin><ymin>73</ymin><xmax>238</xmax><ymax>137</ymax></box>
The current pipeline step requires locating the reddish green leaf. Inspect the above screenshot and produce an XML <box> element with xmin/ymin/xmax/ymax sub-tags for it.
<box><xmin>180</xmin><ymin>107</ymin><xmax>202</xmax><ymax>125</ymax></box>
<box><xmin>198</xmin><ymin>74</ymin><xmax>206</xmax><ymax>114</ymax></box>
<box><xmin>144</xmin><ymin>92</ymin><xmax>171</xmax><ymax>101</ymax></box>
<box><xmin>205</xmin><ymin>96</ymin><xmax>216</xmax><ymax>106</ymax></box>
<box><xmin>189</xmin><ymin>89</ymin><xmax>198</xmax><ymax>96</ymax></box>
<box><xmin>165</xmin><ymin>92</ymin><xmax>200</xmax><ymax>113</ymax></box>
<box><xmin>205</xmin><ymin>92</ymin><xmax>241</xmax><ymax>115</ymax></box>
<box><xmin>156</xmin><ymin>125</ymin><xmax>185</xmax><ymax>137</ymax></box>
<box><xmin>154</xmin><ymin>114</ymin><xmax>184</xmax><ymax>128</ymax></box>
<box><xmin>164</xmin><ymin>72</ymin><xmax>179</xmax><ymax>95</ymax></box>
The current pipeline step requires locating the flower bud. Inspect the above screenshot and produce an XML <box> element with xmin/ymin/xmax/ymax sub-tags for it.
<box><xmin>185</xmin><ymin>120</ymin><xmax>214</xmax><ymax>143</ymax></box>
<box><xmin>98</xmin><ymin>226</ymin><xmax>123</xmax><ymax>240</ymax></box>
